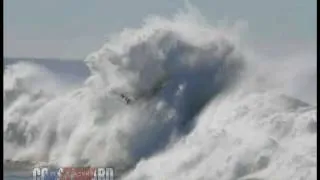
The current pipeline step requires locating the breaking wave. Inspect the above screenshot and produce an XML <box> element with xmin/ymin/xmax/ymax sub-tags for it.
<box><xmin>4</xmin><ymin>4</ymin><xmax>316</xmax><ymax>180</ymax></box>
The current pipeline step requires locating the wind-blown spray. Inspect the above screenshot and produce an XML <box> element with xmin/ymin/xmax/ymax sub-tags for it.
<box><xmin>4</xmin><ymin>4</ymin><xmax>316</xmax><ymax>180</ymax></box>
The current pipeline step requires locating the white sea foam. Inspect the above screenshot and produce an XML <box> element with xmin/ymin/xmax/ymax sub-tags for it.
<box><xmin>3</xmin><ymin>3</ymin><xmax>316</xmax><ymax>180</ymax></box>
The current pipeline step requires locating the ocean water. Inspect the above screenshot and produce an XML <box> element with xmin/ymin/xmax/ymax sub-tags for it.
<box><xmin>3</xmin><ymin>4</ymin><xmax>316</xmax><ymax>180</ymax></box>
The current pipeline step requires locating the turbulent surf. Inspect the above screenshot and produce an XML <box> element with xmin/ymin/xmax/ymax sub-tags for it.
<box><xmin>3</xmin><ymin>4</ymin><xmax>316</xmax><ymax>180</ymax></box>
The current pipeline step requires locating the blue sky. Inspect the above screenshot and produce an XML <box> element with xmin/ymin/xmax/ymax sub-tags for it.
<box><xmin>4</xmin><ymin>0</ymin><xmax>316</xmax><ymax>59</ymax></box>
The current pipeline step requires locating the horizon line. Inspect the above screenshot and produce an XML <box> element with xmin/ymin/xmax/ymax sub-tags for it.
<box><xmin>4</xmin><ymin>56</ymin><xmax>83</xmax><ymax>62</ymax></box>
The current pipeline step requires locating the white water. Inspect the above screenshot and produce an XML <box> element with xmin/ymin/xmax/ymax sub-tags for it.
<box><xmin>4</xmin><ymin>4</ymin><xmax>316</xmax><ymax>180</ymax></box>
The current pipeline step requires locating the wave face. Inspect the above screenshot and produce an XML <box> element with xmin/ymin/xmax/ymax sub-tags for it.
<box><xmin>4</xmin><ymin>5</ymin><xmax>316</xmax><ymax>180</ymax></box>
